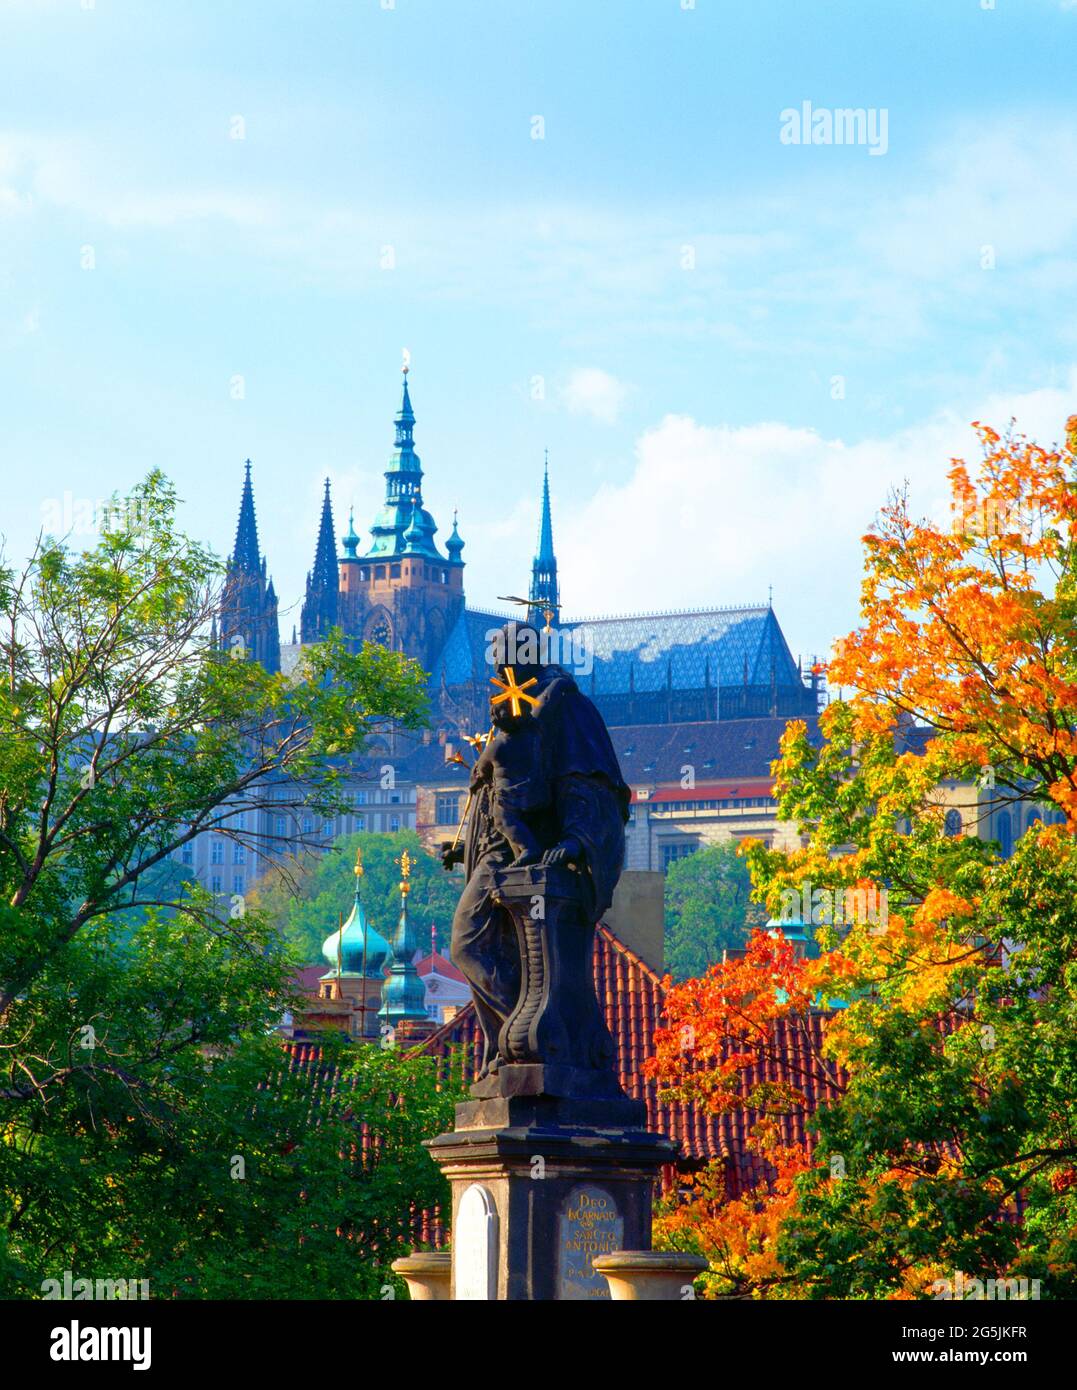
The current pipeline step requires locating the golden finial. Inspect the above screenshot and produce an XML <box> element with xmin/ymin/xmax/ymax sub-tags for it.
<box><xmin>490</xmin><ymin>666</ymin><xmax>540</xmax><ymax>718</ymax></box>
<box><xmin>397</xmin><ymin>849</ymin><xmax>413</xmax><ymax>896</ymax></box>
<box><xmin>354</xmin><ymin>844</ymin><xmax>364</xmax><ymax>879</ymax></box>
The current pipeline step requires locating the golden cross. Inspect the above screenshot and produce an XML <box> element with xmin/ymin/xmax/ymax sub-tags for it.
<box><xmin>490</xmin><ymin>666</ymin><xmax>539</xmax><ymax>718</ymax></box>
<box><xmin>396</xmin><ymin>849</ymin><xmax>413</xmax><ymax>895</ymax></box>
<box><xmin>354</xmin><ymin>845</ymin><xmax>364</xmax><ymax>879</ymax></box>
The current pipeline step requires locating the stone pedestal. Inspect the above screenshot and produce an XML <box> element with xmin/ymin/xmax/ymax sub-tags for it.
<box><xmin>592</xmin><ymin>1251</ymin><xmax>709</xmax><ymax>1300</ymax></box>
<box><xmin>391</xmin><ymin>1252</ymin><xmax>452</xmax><ymax>1301</ymax></box>
<box><xmin>426</xmin><ymin>1065</ymin><xmax>674</xmax><ymax>1300</ymax></box>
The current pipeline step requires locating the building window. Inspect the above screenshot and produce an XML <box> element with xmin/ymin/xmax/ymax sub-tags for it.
<box><xmin>181</xmin><ymin>845</ymin><xmax>193</xmax><ymax>865</ymax></box>
<box><xmin>356</xmin><ymin>814</ymin><xmax>366</xmax><ymax>831</ymax></box>
<box><xmin>233</xmin><ymin>811</ymin><xmax>246</xmax><ymax>831</ymax></box>
<box><xmin>436</xmin><ymin>792</ymin><xmax>462</xmax><ymax>826</ymax></box>
<box><xmin>210</xmin><ymin>875</ymin><xmax>222</xmax><ymax>894</ymax></box>
<box><xmin>210</xmin><ymin>839</ymin><xmax>224</xmax><ymax>865</ymax></box>
<box><xmin>661</xmin><ymin>842</ymin><xmax>698</xmax><ymax>871</ymax></box>
<box><xmin>997</xmin><ymin>811</ymin><xmax>1013</xmax><ymax>859</ymax></box>
<box><xmin>355</xmin><ymin>790</ymin><xmax>368</xmax><ymax>805</ymax></box>
<box><xmin>275</xmin><ymin>815</ymin><xmax>287</xmax><ymax>835</ymax></box>
<box><xmin>232</xmin><ymin>875</ymin><xmax>244</xmax><ymax>896</ymax></box>
<box><xmin>233</xmin><ymin>843</ymin><xmax>245</xmax><ymax>864</ymax></box>
<box><xmin>944</xmin><ymin>810</ymin><xmax>962</xmax><ymax>837</ymax></box>
<box><xmin>389</xmin><ymin>815</ymin><xmax>400</xmax><ymax>832</ymax></box>
<box><xmin>302</xmin><ymin>816</ymin><xmax>314</xmax><ymax>835</ymax></box>
<box><xmin>323</xmin><ymin>818</ymin><xmax>334</xmax><ymax>836</ymax></box>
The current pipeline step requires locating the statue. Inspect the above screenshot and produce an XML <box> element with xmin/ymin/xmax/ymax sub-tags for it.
<box><xmin>441</xmin><ymin>622</ymin><xmax>630</xmax><ymax>1094</ymax></box>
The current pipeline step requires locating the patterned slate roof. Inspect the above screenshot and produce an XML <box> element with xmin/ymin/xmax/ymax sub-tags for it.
<box><xmin>429</xmin><ymin>604</ymin><xmax>810</xmax><ymax>702</ymax></box>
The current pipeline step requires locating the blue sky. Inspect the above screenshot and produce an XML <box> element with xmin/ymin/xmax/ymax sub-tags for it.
<box><xmin>2</xmin><ymin>0</ymin><xmax>1077</xmax><ymax>662</ymax></box>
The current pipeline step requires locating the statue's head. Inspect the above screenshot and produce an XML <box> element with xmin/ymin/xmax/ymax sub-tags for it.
<box><xmin>488</xmin><ymin>621</ymin><xmax>545</xmax><ymax>729</ymax></box>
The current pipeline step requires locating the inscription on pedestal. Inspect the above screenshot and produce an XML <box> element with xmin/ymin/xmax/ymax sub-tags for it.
<box><xmin>557</xmin><ymin>1184</ymin><xmax>624</xmax><ymax>1299</ymax></box>
<box><xmin>455</xmin><ymin>1183</ymin><xmax>498</xmax><ymax>1300</ymax></box>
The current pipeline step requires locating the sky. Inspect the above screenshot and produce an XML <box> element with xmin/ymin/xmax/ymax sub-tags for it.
<box><xmin>2</xmin><ymin>0</ymin><xmax>1077</xmax><ymax>665</ymax></box>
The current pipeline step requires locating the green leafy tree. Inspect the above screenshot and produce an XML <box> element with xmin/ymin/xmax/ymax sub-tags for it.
<box><xmin>663</xmin><ymin>842</ymin><xmax>763</xmax><ymax>982</ymax></box>
<box><xmin>0</xmin><ymin>472</ymin><xmax>455</xmax><ymax>1297</ymax></box>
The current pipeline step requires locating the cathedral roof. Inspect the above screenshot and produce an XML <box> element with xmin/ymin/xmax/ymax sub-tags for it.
<box><xmin>429</xmin><ymin>603</ymin><xmax>808</xmax><ymax>702</ymax></box>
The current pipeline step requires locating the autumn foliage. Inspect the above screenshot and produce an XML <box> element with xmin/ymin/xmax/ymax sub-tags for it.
<box><xmin>650</xmin><ymin>416</ymin><xmax>1077</xmax><ymax>1299</ymax></box>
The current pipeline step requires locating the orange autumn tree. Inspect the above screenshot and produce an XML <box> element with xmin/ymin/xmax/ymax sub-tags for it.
<box><xmin>645</xmin><ymin>931</ymin><xmax>835</xmax><ymax>1298</ymax></box>
<box><xmin>651</xmin><ymin>416</ymin><xmax>1077</xmax><ymax>1299</ymax></box>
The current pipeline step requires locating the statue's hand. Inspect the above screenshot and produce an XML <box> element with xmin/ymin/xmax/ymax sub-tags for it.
<box><xmin>440</xmin><ymin>842</ymin><xmax>465</xmax><ymax>871</ymax></box>
<box><xmin>541</xmin><ymin>837</ymin><xmax>581</xmax><ymax>868</ymax></box>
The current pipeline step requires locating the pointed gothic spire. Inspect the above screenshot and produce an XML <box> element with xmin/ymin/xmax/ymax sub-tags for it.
<box><xmin>220</xmin><ymin>460</ymin><xmax>281</xmax><ymax>673</ymax></box>
<box><xmin>528</xmin><ymin>451</ymin><xmax>560</xmax><ymax>625</ymax></box>
<box><xmin>300</xmin><ymin>478</ymin><xmax>339</xmax><ymax>642</ymax></box>
<box><xmin>231</xmin><ymin>459</ymin><xmax>261</xmax><ymax>574</ymax></box>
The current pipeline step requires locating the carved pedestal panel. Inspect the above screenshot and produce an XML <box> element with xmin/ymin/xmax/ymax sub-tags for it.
<box><xmin>426</xmin><ymin>1078</ymin><xmax>674</xmax><ymax>1301</ymax></box>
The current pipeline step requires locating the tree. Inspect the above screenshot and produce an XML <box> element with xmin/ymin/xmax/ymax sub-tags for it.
<box><xmin>650</xmin><ymin>416</ymin><xmax>1077</xmax><ymax>1299</ymax></box>
<box><xmin>663</xmin><ymin>841</ymin><xmax>763</xmax><ymax>982</ymax></box>
<box><xmin>0</xmin><ymin>472</ymin><xmax>453</xmax><ymax>1297</ymax></box>
<box><xmin>249</xmin><ymin>830</ymin><xmax>463</xmax><ymax>966</ymax></box>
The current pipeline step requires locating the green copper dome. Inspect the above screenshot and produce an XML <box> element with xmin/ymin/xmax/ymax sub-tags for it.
<box><xmin>321</xmin><ymin>852</ymin><xmax>390</xmax><ymax>977</ymax></box>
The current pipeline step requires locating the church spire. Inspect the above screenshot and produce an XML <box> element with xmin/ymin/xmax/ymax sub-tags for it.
<box><xmin>379</xmin><ymin>850</ymin><xmax>429</xmax><ymax>1031</ymax></box>
<box><xmin>219</xmin><ymin>460</ymin><xmax>280</xmax><ymax>673</ymax></box>
<box><xmin>232</xmin><ymin>459</ymin><xmax>261</xmax><ymax>574</ymax></box>
<box><xmin>365</xmin><ymin>367</ymin><xmax>444</xmax><ymax>561</ymax></box>
<box><xmin>300</xmin><ymin>478</ymin><xmax>339</xmax><ymax>642</ymax></box>
<box><xmin>528</xmin><ymin>451</ymin><xmax>560</xmax><ymax>626</ymax></box>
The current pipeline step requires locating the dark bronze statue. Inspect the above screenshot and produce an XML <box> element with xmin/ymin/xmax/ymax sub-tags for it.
<box><xmin>441</xmin><ymin>622</ymin><xmax>630</xmax><ymax>1093</ymax></box>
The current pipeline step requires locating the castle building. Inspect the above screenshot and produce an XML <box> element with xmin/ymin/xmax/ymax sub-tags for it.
<box><xmin>262</xmin><ymin>368</ymin><xmax>822</xmax><ymax>738</ymax></box>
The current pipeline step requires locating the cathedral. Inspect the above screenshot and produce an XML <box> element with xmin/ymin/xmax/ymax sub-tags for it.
<box><xmin>218</xmin><ymin>369</ymin><xmax>821</xmax><ymax>738</ymax></box>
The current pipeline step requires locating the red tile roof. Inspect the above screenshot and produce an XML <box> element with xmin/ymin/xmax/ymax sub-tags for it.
<box><xmin>417</xmin><ymin>924</ymin><xmax>844</xmax><ymax>1199</ymax></box>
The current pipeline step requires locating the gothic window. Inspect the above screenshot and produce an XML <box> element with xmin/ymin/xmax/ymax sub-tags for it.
<box><xmin>944</xmin><ymin>810</ymin><xmax>962</xmax><ymax>837</ymax></box>
<box><xmin>997</xmin><ymin>811</ymin><xmax>1013</xmax><ymax>859</ymax></box>
<box><xmin>372</xmin><ymin>619</ymin><xmax>391</xmax><ymax>647</ymax></box>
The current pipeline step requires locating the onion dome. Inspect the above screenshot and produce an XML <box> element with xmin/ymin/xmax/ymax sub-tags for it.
<box><xmin>445</xmin><ymin>509</ymin><xmax>464</xmax><ymax>560</ymax></box>
<box><xmin>321</xmin><ymin>847</ymin><xmax>390</xmax><ymax>977</ymax></box>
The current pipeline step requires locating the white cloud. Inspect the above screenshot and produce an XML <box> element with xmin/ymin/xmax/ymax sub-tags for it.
<box><xmin>561</xmin><ymin>367</ymin><xmax>630</xmax><ymax>425</ymax></box>
<box><xmin>553</xmin><ymin>371</ymin><xmax>1077</xmax><ymax>659</ymax></box>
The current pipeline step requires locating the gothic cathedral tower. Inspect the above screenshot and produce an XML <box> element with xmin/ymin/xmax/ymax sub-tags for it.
<box><xmin>334</xmin><ymin>368</ymin><xmax>465</xmax><ymax>670</ymax></box>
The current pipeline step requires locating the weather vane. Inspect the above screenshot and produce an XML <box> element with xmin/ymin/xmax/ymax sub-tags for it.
<box><xmin>497</xmin><ymin>593</ymin><xmax>561</xmax><ymax>635</ymax></box>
